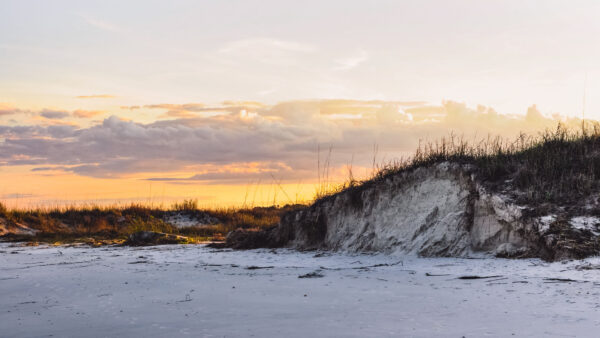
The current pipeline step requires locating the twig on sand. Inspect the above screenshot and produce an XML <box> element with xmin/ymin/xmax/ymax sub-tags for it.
<box><xmin>425</xmin><ymin>272</ymin><xmax>451</xmax><ymax>277</ymax></box>
<box><xmin>319</xmin><ymin>260</ymin><xmax>404</xmax><ymax>271</ymax></box>
<box><xmin>544</xmin><ymin>277</ymin><xmax>580</xmax><ymax>283</ymax></box>
<box><xmin>299</xmin><ymin>271</ymin><xmax>325</xmax><ymax>278</ymax></box>
<box><xmin>457</xmin><ymin>275</ymin><xmax>503</xmax><ymax>280</ymax></box>
<box><xmin>245</xmin><ymin>265</ymin><xmax>274</xmax><ymax>270</ymax></box>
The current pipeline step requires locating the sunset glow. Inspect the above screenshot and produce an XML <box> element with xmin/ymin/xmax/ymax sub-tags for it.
<box><xmin>2</xmin><ymin>0</ymin><xmax>600</xmax><ymax>207</ymax></box>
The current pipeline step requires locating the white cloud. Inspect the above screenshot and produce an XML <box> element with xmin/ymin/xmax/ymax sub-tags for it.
<box><xmin>78</xmin><ymin>14</ymin><xmax>120</xmax><ymax>32</ymax></box>
<box><xmin>334</xmin><ymin>50</ymin><xmax>368</xmax><ymax>71</ymax></box>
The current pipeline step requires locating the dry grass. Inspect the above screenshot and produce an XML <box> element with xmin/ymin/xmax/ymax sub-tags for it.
<box><xmin>316</xmin><ymin>122</ymin><xmax>600</xmax><ymax>208</ymax></box>
<box><xmin>0</xmin><ymin>200</ymin><xmax>303</xmax><ymax>244</ymax></box>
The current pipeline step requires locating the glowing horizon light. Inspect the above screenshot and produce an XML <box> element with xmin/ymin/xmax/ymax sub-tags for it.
<box><xmin>1</xmin><ymin>1</ymin><xmax>599</xmax><ymax>207</ymax></box>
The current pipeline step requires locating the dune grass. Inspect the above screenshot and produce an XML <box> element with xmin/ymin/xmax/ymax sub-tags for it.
<box><xmin>0</xmin><ymin>200</ymin><xmax>302</xmax><ymax>245</ymax></box>
<box><xmin>316</xmin><ymin>122</ymin><xmax>600</xmax><ymax>208</ymax></box>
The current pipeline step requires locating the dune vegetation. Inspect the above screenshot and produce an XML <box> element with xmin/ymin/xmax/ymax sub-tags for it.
<box><xmin>3</xmin><ymin>122</ymin><xmax>600</xmax><ymax>246</ymax></box>
<box><xmin>0</xmin><ymin>199</ymin><xmax>301</xmax><ymax>245</ymax></box>
<box><xmin>318</xmin><ymin>122</ymin><xmax>600</xmax><ymax>211</ymax></box>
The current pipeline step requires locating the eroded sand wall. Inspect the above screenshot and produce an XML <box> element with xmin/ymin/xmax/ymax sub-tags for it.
<box><xmin>276</xmin><ymin>163</ymin><xmax>534</xmax><ymax>257</ymax></box>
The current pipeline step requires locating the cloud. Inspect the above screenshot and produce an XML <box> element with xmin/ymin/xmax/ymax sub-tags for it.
<box><xmin>0</xmin><ymin>100</ymin><xmax>585</xmax><ymax>184</ymax></box>
<box><xmin>334</xmin><ymin>50</ymin><xmax>369</xmax><ymax>71</ymax></box>
<box><xmin>146</xmin><ymin>162</ymin><xmax>301</xmax><ymax>185</ymax></box>
<box><xmin>144</xmin><ymin>103</ymin><xmax>207</xmax><ymax>118</ymax></box>
<box><xmin>128</xmin><ymin>102</ymin><xmax>265</xmax><ymax>119</ymax></box>
<box><xmin>73</xmin><ymin>110</ymin><xmax>103</xmax><ymax>118</ymax></box>
<box><xmin>376</xmin><ymin>105</ymin><xmax>413</xmax><ymax>123</ymax></box>
<box><xmin>0</xmin><ymin>104</ymin><xmax>29</xmax><ymax>116</ymax></box>
<box><xmin>0</xmin><ymin>124</ymin><xmax>77</xmax><ymax>140</ymax></box>
<box><xmin>30</xmin><ymin>166</ymin><xmax>65</xmax><ymax>172</ymax></box>
<box><xmin>0</xmin><ymin>193</ymin><xmax>38</xmax><ymax>199</ymax></box>
<box><xmin>47</xmin><ymin>125</ymin><xmax>78</xmax><ymax>138</ymax></box>
<box><xmin>0</xmin><ymin>193</ymin><xmax>38</xmax><ymax>200</ymax></box>
<box><xmin>40</xmin><ymin>109</ymin><xmax>70</xmax><ymax>119</ymax></box>
<box><xmin>78</xmin><ymin>14</ymin><xmax>120</xmax><ymax>32</ymax></box>
<box><xmin>144</xmin><ymin>103</ymin><xmax>206</xmax><ymax>111</ymax></box>
<box><xmin>0</xmin><ymin>106</ymin><xmax>101</xmax><ymax>121</ymax></box>
<box><xmin>76</xmin><ymin>94</ymin><xmax>115</xmax><ymax>99</ymax></box>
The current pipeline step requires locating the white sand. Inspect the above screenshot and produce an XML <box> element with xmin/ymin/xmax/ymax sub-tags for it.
<box><xmin>1</xmin><ymin>243</ymin><xmax>599</xmax><ymax>337</ymax></box>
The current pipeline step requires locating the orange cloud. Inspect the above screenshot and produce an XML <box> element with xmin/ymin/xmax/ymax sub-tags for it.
<box><xmin>0</xmin><ymin>99</ymin><xmax>589</xmax><ymax>185</ymax></box>
<box><xmin>0</xmin><ymin>103</ymin><xmax>28</xmax><ymax>116</ymax></box>
<box><xmin>73</xmin><ymin>110</ymin><xmax>104</xmax><ymax>118</ymax></box>
<box><xmin>76</xmin><ymin>94</ymin><xmax>115</xmax><ymax>99</ymax></box>
<box><xmin>1</xmin><ymin>99</ymin><xmax>593</xmax><ymax>208</ymax></box>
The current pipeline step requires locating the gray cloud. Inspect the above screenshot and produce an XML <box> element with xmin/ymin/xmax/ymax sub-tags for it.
<box><xmin>0</xmin><ymin>100</ymin><xmax>583</xmax><ymax>183</ymax></box>
<box><xmin>40</xmin><ymin>109</ymin><xmax>70</xmax><ymax>119</ymax></box>
<box><xmin>0</xmin><ymin>193</ymin><xmax>38</xmax><ymax>199</ymax></box>
<box><xmin>0</xmin><ymin>106</ymin><xmax>101</xmax><ymax>120</ymax></box>
<box><xmin>146</xmin><ymin>162</ymin><xmax>309</xmax><ymax>185</ymax></box>
<box><xmin>0</xmin><ymin>106</ymin><xmax>28</xmax><ymax>116</ymax></box>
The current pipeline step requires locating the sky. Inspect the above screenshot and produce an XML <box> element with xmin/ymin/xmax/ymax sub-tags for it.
<box><xmin>1</xmin><ymin>0</ymin><xmax>599</xmax><ymax>208</ymax></box>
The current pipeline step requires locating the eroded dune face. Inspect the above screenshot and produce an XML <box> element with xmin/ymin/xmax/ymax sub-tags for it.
<box><xmin>227</xmin><ymin>162</ymin><xmax>599</xmax><ymax>260</ymax></box>
<box><xmin>276</xmin><ymin>163</ymin><xmax>534</xmax><ymax>257</ymax></box>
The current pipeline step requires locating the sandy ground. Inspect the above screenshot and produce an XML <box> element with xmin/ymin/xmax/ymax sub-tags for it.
<box><xmin>1</xmin><ymin>243</ymin><xmax>600</xmax><ymax>338</ymax></box>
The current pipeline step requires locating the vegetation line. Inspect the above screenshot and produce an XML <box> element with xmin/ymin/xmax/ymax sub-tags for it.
<box><xmin>315</xmin><ymin>122</ymin><xmax>600</xmax><ymax>207</ymax></box>
<box><xmin>3</xmin><ymin>122</ymin><xmax>600</xmax><ymax>244</ymax></box>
